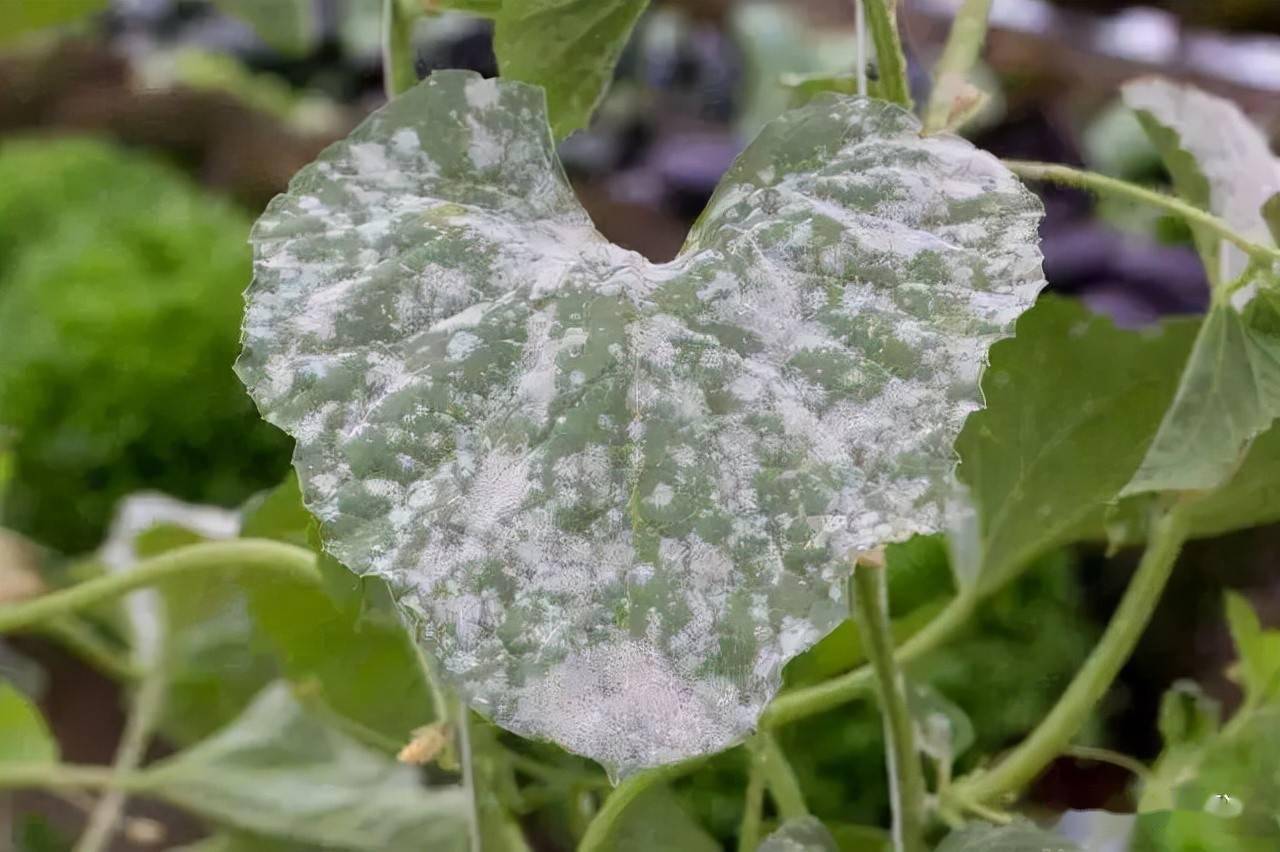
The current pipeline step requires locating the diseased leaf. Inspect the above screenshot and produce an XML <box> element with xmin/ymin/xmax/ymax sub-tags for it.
<box><xmin>758</xmin><ymin>816</ymin><xmax>840</xmax><ymax>852</ymax></box>
<box><xmin>936</xmin><ymin>820</ymin><xmax>1080</xmax><ymax>852</ymax></box>
<box><xmin>1122</xmin><ymin>284</ymin><xmax>1280</xmax><ymax>496</ymax></box>
<box><xmin>238</xmin><ymin>70</ymin><xmax>1045</xmax><ymax>774</ymax></box>
<box><xmin>955</xmin><ymin>296</ymin><xmax>1193</xmax><ymax>589</ymax></box>
<box><xmin>0</xmin><ymin>681</ymin><xmax>57</xmax><ymax>764</ymax></box>
<box><xmin>139</xmin><ymin>683</ymin><xmax>470</xmax><ymax>851</ymax></box>
<box><xmin>493</xmin><ymin>0</ymin><xmax>648</xmax><ymax>139</ymax></box>
<box><xmin>1122</xmin><ymin>78</ymin><xmax>1280</xmax><ymax>285</ymax></box>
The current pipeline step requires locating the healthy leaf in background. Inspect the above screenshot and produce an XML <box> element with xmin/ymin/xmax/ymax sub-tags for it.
<box><xmin>0</xmin><ymin>0</ymin><xmax>106</xmax><ymax>45</ymax></box>
<box><xmin>758</xmin><ymin>816</ymin><xmax>840</xmax><ymax>851</ymax></box>
<box><xmin>139</xmin><ymin>682</ymin><xmax>470</xmax><ymax>851</ymax></box>
<box><xmin>954</xmin><ymin>296</ymin><xmax>1192</xmax><ymax>590</ymax></box>
<box><xmin>492</xmin><ymin>0</ymin><xmax>649</xmax><ymax>139</ymax></box>
<box><xmin>1140</xmin><ymin>596</ymin><xmax>1280</xmax><ymax>838</ymax></box>
<box><xmin>0</xmin><ymin>681</ymin><xmax>57</xmax><ymax>764</ymax></box>
<box><xmin>1122</xmin><ymin>78</ymin><xmax>1280</xmax><ymax>285</ymax></box>
<box><xmin>1265</xmin><ymin>193</ymin><xmax>1280</xmax><ymax>245</ymax></box>
<box><xmin>0</xmin><ymin>139</ymin><xmax>291</xmax><ymax>553</ymax></box>
<box><xmin>237</xmin><ymin>70</ymin><xmax>1045</xmax><ymax>774</ymax></box>
<box><xmin>209</xmin><ymin>0</ymin><xmax>317</xmax><ymax>56</ymax></box>
<box><xmin>604</xmin><ymin>784</ymin><xmax>720</xmax><ymax>852</ymax></box>
<box><xmin>936</xmin><ymin>820</ymin><xmax>1080</xmax><ymax>852</ymax></box>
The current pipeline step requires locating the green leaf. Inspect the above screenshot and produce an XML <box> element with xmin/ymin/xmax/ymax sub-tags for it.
<box><xmin>1264</xmin><ymin>193</ymin><xmax>1280</xmax><ymax>246</ymax></box>
<box><xmin>492</xmin><ymin>0</ymin><xmax>648</xmax><ymax>139</ymax></box>
<box><xmin>139</xmin><ymin>682</ymin><xmax>470</xmax><ymax>851</ymax></box>
<box><xmin>0</xmin><ymin>0</ymin><xmax>106</xmax><ymax>45</ymax></box>
<box><xmin>1132</xmin><ymin>808</ymin><xmax>1280</xmax><ymax>852</ymax></box>
<box><xmin>758</xmin><ymin>816</ymin><xmax>840</xmax><ymax>851</ymax></box>
<box><xmin>0</xmin><ymin>681</ymin><xmax>57</xmax><ymax>764</ymax></box>
<box><xmin>238</xmin><ymin>479</ymin><xmax>439</xmax><ymax>742</ymax></box>
<box><xmin>1122</xmin><ymin>78</ymin><xmax>1280</xmax><ymax>285</ymax></box>
<box><xmin>238</xmin><ymin>70</ymin><xmax>1045</xmax><ymax>773</ymax></box>
<box><xmin>1122</xmin><ymin>284</ymin><xmax>1280</xmax><ymax>496</ymax></box>
<box><xmin>1224</xmin><ymin>591</ymin><xmax>1280</xmax><ymax>703</ymax></box>
<box><xmin>606</xmin><ymin>784</ymin><xmax>719</xmax><ymax>851</ymax></box>
<box><xmin>955</xmin><ymin>296</ymin><xmax>1194</xmax><ymax>589</ymax></box>
<box><xmin>937</xmin><ymin>820</ymin><xmax>1080</xmax><ymax>852</ymax></box>
<box><xmin>210</xmin><ymin>0</ymin><xmax>317</xmax><ymax>56</ymax></box>
<box><xmin>1179</xmin><ymin>421</ymin><xmax>1280</xmax><ymax>537</ymax></box>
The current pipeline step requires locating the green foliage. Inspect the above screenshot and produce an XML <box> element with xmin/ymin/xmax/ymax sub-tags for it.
<box><xmin>937</xmin><ymin>820</ymin><xmax>1080</xmax><ymax>851</ymax></box>
<box><xmin>0</xmin><ymin>682</ymin><xmax>57</xmax><ymax>764</ymax></box>
<box><xmin>209</xmin><ymin>0</ymin><xmax>317</xmax><ymax>56</ymax></box>
<box><xmin>139</xmin><ymin>682</ymin><xmax>470</xmax><ymax>850</ymax></box>
<box><xmin>606</xmin><ymin>784</ymin><xmax>721</xmax><ymax>851</ymax></box>
<box><xmin>0</xmin><ymin>138</ymin><xmax>291</xmax><ymax>553</ymax></box>
<box><xmin>758</xmin><ymin>816</ymin><xmax>840</xmax><ymax>851</ymax></box>
<box><xmin>492</xmin><ymin>0</ymin><xmax>649</xmax><ymax>139</ymax></box>
<box><xmin>0</xmin><ymin>0</ymin><xmax>106</xmax><ymax>45</ymax></box>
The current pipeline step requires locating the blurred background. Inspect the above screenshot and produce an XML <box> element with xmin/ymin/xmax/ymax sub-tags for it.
<box><xmin>1</xmin><ymin>0</ymin><xmax>1278</xmax><ymax>848</ymax></box>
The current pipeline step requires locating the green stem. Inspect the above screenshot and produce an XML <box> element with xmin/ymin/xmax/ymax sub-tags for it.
<box><xmin>37</xmin><ymin>618</ymin><xmax>141</xmax><ymax>681</ymax></box>
<box><xmin>853</xmin><ymin>557</ymin><xmax>928</xmax><ymax>852</ymax></box>
<box><xmin>922</xmin><ymin>0</ymin><xmax>992</xmax><ymax>134</ymax></box>
<box><xmin>383</xmin><ymin>0</ymin><xmax>419</xmax><ymax>99</ymax></box>
<box><xmin>761</xmin><ymin>591</ymin><xmax>976</xmax><ymax>729</ymax></box>
<box><xmin>757</xmin><ymin>732</ymin><xmax>808</xmax><ymax>820</ymax></box>
<box><xmin>737</xmin><ymin>753</ymin><xmax>766</xmax><ymax>852</ymax></box>
<box><xmin>0</xmin><ymin>540</ymin><xmax>318</xmax><ymax>634</ymax></box>
<box><xmin>1006</xmin><ymin>161</ymin><xmax>1280</xmax><ymax>269</ymax></box>
<box><xmin>854</xmin><ymin>0</ymin><xmax>868</xmax><ymax>97</ymax></box>
<box><xmin>863</xmin><ymin>0</ymin><xmax>912</xmax><ymax>108</ymax></box>
<box><xmin>73</xmin><ymin>667</ymin><xmax>167</xmax><ymax>852</ymax></box>
<box><xmin>951</xmin><ymin>502</ymin><xmax>1190</xmax><ymax>806</ymax></box>
<box><xmin>456</xmin><ymin>699</ymin><xmax>481</xmax><ymax>852</ymax></box>
<box><xmin>0</xmin><ymin>764</ymin><xmax>145</xmax><ymax>793</ymax></box>
<box><xmin>1062</xmin><ymin>744</ymin><xmax>1151</xmax><ymax>782</ymax></box>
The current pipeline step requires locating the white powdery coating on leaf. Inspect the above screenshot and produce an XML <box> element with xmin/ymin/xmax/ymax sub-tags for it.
<box><xmin>237</xmin><ymin>70</ymin><xmax>1045</xmax><ymax>776</ymax></box>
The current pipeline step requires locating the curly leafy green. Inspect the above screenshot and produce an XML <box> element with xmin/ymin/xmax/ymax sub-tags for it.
<box><xmin>238</xmin><ymin>69</ymin><xmax>1044</xmax><ymax>773</ymax></box>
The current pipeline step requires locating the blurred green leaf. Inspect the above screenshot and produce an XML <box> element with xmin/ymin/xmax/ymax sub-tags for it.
<box><xmin>1224</xmin><ymin>592</ymin><xmax>1280</xmax><ymax>703</ymax></box>
<box><xmin>492</xmin><ymin>0</ymin><xmax>648</xmax><ymax>138</ymax></box>
<box><xmin>1263</xmin><ymin>193</ymin><xmax>1280</xmax><ymax>246</ymax></box>
<box><xmin>759</xmin><ymin>816</ymin><xmax>840</xmax><ymax>851</ymax></box>
<box><xmin>0</xmin><ymin>0</ymin><xmax>106</xmax><ymax>45</ymax></box>
<box><xmin>1131</xmin><ymin>808</ymin><xmax>1280</xmax><ymax>851</ymax></box>
<box><xmin>937</xmin><ymin>820</ymin><xmax>1080</xmax><ymax>851</ymax></box>
<box><xmin>0</xmin><ymin>681</ymin><xmax>56</xmax><ymax>764</ymax></box>
<box><xmin>209</xmin><ymin>0</ymin><xmax>317</xmax><ymax>56</ymax></box>
<box><xmin>14</xmin><ymin>815</ymin><xmax>73</xmax><ymax>852</ymax></box>
<box><xmin>907</xmin><ymin>681</ymin><xmax>974</xmax><ymax>766</ymax></box>
<box><xmin>140</xmin><ymin>682</ymin><xmax>470</xmax><ymax>851</ymax></box>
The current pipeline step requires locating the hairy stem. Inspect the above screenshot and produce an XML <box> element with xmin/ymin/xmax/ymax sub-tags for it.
<box><xmin>0</xmin><ymin>540</ymin><xmax>318</xmax><ymax>634</ymax></box>
<box><xmin>757</xmin><ymin>732</ymin><xmax>808</xmax><ymax>820</ymax></box>
<box><xmin>853</xmin><ymin>556</ymin><xmax>928</xmax><ymax>852</ymax></box>
<box><xmin>73</xmin><ymin>668</ymin><xmax>167</xmax><ymax>852</ymax></box>
<box><xmin>863</xmin><ymin>0</ymin><xmax>912</xmax><ymax>108</ymax></box>
<box><xmin>1007</xmin><ymin>161</ymin><xmax>1280</xmax><ymax>269</ymax></box>
<box><xmin>383</xmin><ymin>0</ymin><xmax>419</xmax><ymax>99</ymax></box>
<box><xmin>922</xmin><ymin>0</ymin><xmax>992</xmax><ymax>134</ymax></box>
<box><xmin>951</xmin><ymin>502</ymin><xmax>1190</xmax><ymax>805</ymax></box>
<box><xmin>762</xmin><ymin>591</ymin><xmax>976</xmax><ymax>729</ymax></box>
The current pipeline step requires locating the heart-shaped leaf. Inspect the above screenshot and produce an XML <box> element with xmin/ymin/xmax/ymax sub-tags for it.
<box><xmin>237</xmin><ymin>70</ymin><xmax>1044</xmax><ymax>775</ymax></box>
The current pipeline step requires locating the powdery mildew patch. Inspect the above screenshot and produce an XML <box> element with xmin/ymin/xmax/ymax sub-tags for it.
<box><xmin>237</xmin><ymin>70</ymin><xmax>1045</xmax><ymax>777</ymax></box>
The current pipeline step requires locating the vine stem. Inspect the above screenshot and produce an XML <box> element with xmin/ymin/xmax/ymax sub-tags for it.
<box><xmin>863</xmin><ymin>0</ymin><xmax>912</xmax><ymax>108</ymax></box>
<box><xmin>0</xmin><ymin>764</ymin><xmax>145</xmax><ymax>793</ymax></box>
<box><xmin>922</xmin><ymin>0</ymin><xmax>992</xmax><ymax>134</ymax></box>
<box><xmin>854</xmin><ymin>0</ymin><xmax>868</xmax><ymax>98</ymax></box>
<box><xmin>756</xmin><ymin>732</ymin><xmax>808</xmax><ymax>820</ymax></box>
<box><xmin>737</xmin><ymin>752</ymin><xmax>766</xmax><ymax>852</ymax></box>
<box><xmin>73</xmin><ymin>668</ymin><xmax>167</xmax><ymax>852</ymax></box>
<box><xmin>1006</xmin><ymin>161</ymin><xmax>1280</xmax><ymax>269</ymax></box>
<box><xmin>761</xmin><ymin>591</ymin><xmax>976</xmax><ymax>729</ymax></box>
<box><xmin>0</xmin><ymin>540</ymin><xmax>319</xmax><ymax>634</ymax></box>
<box><xmin>853</xmin><ymin>555</ymin><xmax>927</xmax><ymax>852</ymax></box>
<box><xmin>950</xmin><ymin>501</ymin><xmax>1191</xmax><ymax>806</ymax></box>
